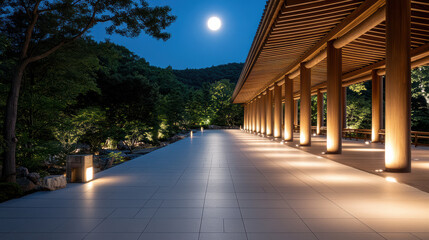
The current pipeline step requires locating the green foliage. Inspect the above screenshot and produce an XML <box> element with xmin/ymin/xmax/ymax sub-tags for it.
<box><xmin>346</xmin><ymin>82</ymin><xmax>371</xmax><ymax>129</ymax></box>
<box><xmin>207</xmin><ymin>79</ymin><xmax>243</xmax><ymax>126</ymax></box>
<box><xmin>349</xmin><ymin>83</ymin><xmax>367</xmax><ymax>95</ymax></box>
<box><xmin>173</xmin><ymin>63</ymin><xmax>244</xmax><ymax>88</ymax></box>
<box><xmin>0</xmin><ymin>182</ymin><xmax>23</xmax><ymax>202</ymax></box>
<box><xmin>107</xmin><ymin>152</ymin><xmax>125</xmax><ymax>164</ymax></box>
<box><xmin>18</xmin><ymin>41</ymin><xmax>99</xmax><ymax>167</ymax></box>
<box><xmin>411</xmin><ymin>66</ymin><xmax>429</xmax><ymax>130</ymax></box>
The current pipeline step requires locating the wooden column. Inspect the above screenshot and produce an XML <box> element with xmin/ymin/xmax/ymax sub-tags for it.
<box><xmin>372</xmin><ymin>70</ymin><xmax>382</xmax><ymax>142</ymax></box>
<box><xmin>385</xmin><ymin>0</ymin><xmax>411</xmax><ymax>172</ymax></box>
<box><xmin>266</xmin><ymin>89</ymin><xmax>273</xmax><ymax>136</ymax></box>
<box><xmin>317</xmin><ymin>89</ymin><xmax>324</xmax><ymax>135</ymax></box>
<box><xmin>327</xmin><ymin>40</ymin><xmax>342</xmax><ymax>154</ymax></box>
<box><xmin>284</xmin><ymin>76</ymin><xmax>294</xmax><ymax>141</ymax></box>
<box><xmin>273</xmin><ymin>84</ymin><xmax>282</xmax><ymax>138</ymax></box>
<box><xmin>294</xmin><ymin>100</ymin><xmax>298</xmax><ymax>127</ymax></box>
<box><xmin>244</xmin><ymin>105</ymin><xmax>247</xmax><ymax>130</ymax></box>
<box><xmin>300</xmin><ymin>63</ymin><xmax>311</xmax><ymax>146</ymax></box>
<box><xmin>261</xmin><ymin>93</ymin><xmax>266</xmax><ymax>135</ymax></box>
<box><xmin>342</xmin><ymin>87</ymin><xmax>347</xmax><ymax>129</ymax></box>
<box><xmin>253</xmin><ymin>100</ymin><xmax>256</xmax><ymax>132</ymax></box>
<box><xmin>251</xmin><ymin>101</ymin><xmax>255</xmax><ymax>132</ymax></box>
<box><xmin>256</xmin><ymin>97</ymin><xmax>261</xmax><ymax>133</ymax></box>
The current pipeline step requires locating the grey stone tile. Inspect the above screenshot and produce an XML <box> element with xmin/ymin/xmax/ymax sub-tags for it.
<box><xmin>84</xmin><ymin>233</ymin><xmax>141</xmax><ymax>240</ymax></box>
<box><xmin>240</xmin><ymin>208</ymin><xmax>299</xmax><ymax>218</ymax></box>
<box><xmin>144</xmin><ymin>219</ymin><xmax>201</xmax><ymax>232</ymax></box>
<box><xmin>203</xmin><ymin>208</ymin><xmax>242</xmax><ymax>218</ymax></box>
<box><xmin>134</xmin><ymin>208</ymin><xmax>158</xmax><ymax>218</ymax></box>
<box><xmin>201</xmin><ymin>218</ymin><xmax>223</xmax><ymax>232</ymax></box>
<box><xmin>138</xmin><ymin>233</ymin><xmax>199</xmax><ymax>240</ymax></box>
<box><xmin>108</xmin><ymin>208</ymin><xmax>141</xmax><ymax>218</ymax></box>
<box><xmin>199</xmin><ymin>233</ymin><xmax>247</xmax><ymax>240</ymax></box>
<box><xmin>54</xmin><ymin>218</ymin><xmax>103</xmax><ymax>232</ymax></box>
<box><xmin>153</xmin><ymin>208</ymin><xmax>203</xmax><ymax>218</ymax></box>
<box><xmin>315</xmin><ymin>233</ymin><xmax>385</xmax><ymax>240</ymax></box>
<box><xmin>224</xmin><ymin>219</ymin><xmax>246</xmax><ymax>233</ymax></box>
<box><xmin>0</xmin><ymin>233</ymin><xmax>86</xmax><ymax>240</ymax></box>
<box><xmin>303</xmin><ymin>219</ymin><xmax>374</xmax><ymax>233</ymax></box>
<box><xmin>92</xmin><ymin>219</ymin><xmax>150</xmax><ymax>232</ymax></box>
<box><xmin>204</xmin><ymin>199</ymin><xmax>239</xmax><ymax>208</ymax></box>
<box><xmin>244</xmin><ymin>219</ymin><xmax>310</xmax><ymax>232</ymax></box>
<box><xmin>247</xmin><ymin>233</ymin><xmax>317</xmax><ymax>240</ymax></box>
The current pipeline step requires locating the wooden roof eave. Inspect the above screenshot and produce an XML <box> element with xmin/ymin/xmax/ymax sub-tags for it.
<box><xmin>233</xmin><ymin>0</ymin><xmax>386</xmax><ymax>104</ymax></box>
<box><xmin>231</xmin><ymin>0</ymin><xmax>286</xmax><ymax>103</ymax></box>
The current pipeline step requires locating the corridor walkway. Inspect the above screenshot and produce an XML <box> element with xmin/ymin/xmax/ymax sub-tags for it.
<box><xmin>1</xmin><ymin>130</ymin><xmax>429</xmax><ymax>240</ymax></box>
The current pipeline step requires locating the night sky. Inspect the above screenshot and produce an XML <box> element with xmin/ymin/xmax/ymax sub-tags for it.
<box><xmin>90</xmin><ymin>0</ymin><xmax>266</xmax><ymax>70</ymax></box>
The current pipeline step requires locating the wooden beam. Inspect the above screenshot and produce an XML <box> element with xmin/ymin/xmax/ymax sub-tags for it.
<box><xmin>333</xmin><ymin>6</ymin><xmax>386</xmax><ymax>48</ymax></box>
<box><xmin>343</xmin><ymin>42</ymin><xmax>429</xmax><ymax>80</ymax></box>
<box><xmin>251</xmin><ymin>0</ymin><xmax>384</xmax><ymax>101</ymax></box>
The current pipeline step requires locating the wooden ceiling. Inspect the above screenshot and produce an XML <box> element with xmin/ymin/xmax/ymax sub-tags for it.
<box><xmin>232</xmin><ymin>0</ymin><xmax>429</xmax><ymax>104</ymax></box>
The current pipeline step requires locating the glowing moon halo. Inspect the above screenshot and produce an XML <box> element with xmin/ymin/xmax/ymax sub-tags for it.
<box><xmin>207</xmin><ymin>17</ymin><xmax>222</xmax><ymax>31</ymax></box>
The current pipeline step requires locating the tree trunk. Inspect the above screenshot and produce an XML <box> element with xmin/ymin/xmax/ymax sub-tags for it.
<box><xmin>2</xmin><ymin>61</ymin><xmax>28</xmax><ymax>183</ymax></box>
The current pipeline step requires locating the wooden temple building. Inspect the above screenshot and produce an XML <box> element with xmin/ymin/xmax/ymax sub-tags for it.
<box><xmin>233</xmin><ymin>0</ymin><xmax>429</xmax><ymax>172</ymax></box>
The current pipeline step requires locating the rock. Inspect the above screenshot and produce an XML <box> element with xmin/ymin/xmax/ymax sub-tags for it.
<box><xmin>27</xmin><ymin>172</ymin><xmax>40</xmax><ymax>184</ymax></box>
<box><xmin>117</xmin><ymin>141</ymin><xmax>128</xmax><ymax>150</ymax></box>
<box><xmin>16</xmin><ymin>177</ymin><xmax>38</xmax><ymax>192</ymax></box>
<box><xmin>16</xmin><ymin>167</ymin><xmax>29</xmax><ymax>178</ymax></box>
<box><xmin>40</xmin><ymin>175</ymin><xmax>67</xmax><ymax>191</ymax></box>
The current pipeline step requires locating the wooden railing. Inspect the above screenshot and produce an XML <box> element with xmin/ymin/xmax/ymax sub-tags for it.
<box><xmin>293</xmin><ymin>125</ymin><xmax>429</xmax><ymax>147</ymax></box>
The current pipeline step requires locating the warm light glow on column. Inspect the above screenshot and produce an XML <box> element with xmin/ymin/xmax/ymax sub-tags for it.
<box><xmin>266</xmin><ymin>90</ymin><xmax>273</xmax><ymax>136</ymax></box>
<box><xmin>273</xmin><ymin>84</ymin><xmax>282</xmax><ymax>138</ymax></box>
<box><xmin>294</xmin><ymin>100</ymin><xmax>298</xmax><ymax>127</ymax></box>
<box><xmin>385</xmin><ymin>0</ymin><xmax>411</xmax><ymax>172</ymax></box>
<box><xmin>256</xmin><ymin>97</ymin><xmax>261</xmax><ymax>133</ymax></box>
<box><xmin>327</xmin><ymin>40</ymin><xmax>342</xmax><ymax>154</ymax></box>
<box><xmin>261</xmin><ymin>93</ymin><xmax>266</xmax><ymax>134</ymax></box>
<box><xmin>372</xmin><ymin>70</ymin><xmax>382</xmax><ymax>142</ymax></box>
<box><xmin>317</xmin><ymin>89</ymin><xmax>324</xmax><ymax>135</ymax></box>
<box><xmin>86</xmin><ymin>167</ymin><xmax>94</xmax><ymax>182</ymax></box>
<box><xmin>252</xmin><ymin>100</ymin><xmax>256</xmax><ymax>132</ymax></box>
<box><xmin>284</xmin><ymin>76</ymin><xmax>294</xmax><ymax>141</ymax></box>
<box><xmin>300</xmin><ymin>63</ymin><xmax>311</xmax><ymax>146</ymax></box>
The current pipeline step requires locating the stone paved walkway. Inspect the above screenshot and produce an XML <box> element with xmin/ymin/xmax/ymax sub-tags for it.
<box><xmin>1</xmin><ymin>130</ymin><xmax>429</xmax><ymax>240</ymax></box>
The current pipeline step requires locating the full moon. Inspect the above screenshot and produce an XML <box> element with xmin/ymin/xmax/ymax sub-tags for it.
<box><xmin>207</xmin><ymin>17</ymin><xmax>222</xmax><ymax>31</ymax></box>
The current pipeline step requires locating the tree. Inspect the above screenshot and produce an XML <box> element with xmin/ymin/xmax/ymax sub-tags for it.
<box><xmin>1</xmin><ymin>0</ymin><xmax>176</xmax><ymax>182</ymax></box>
<box><xmin>208</xmin><ymin>79</ymin><xmax>243</xmax><ymax>126</ymax></box>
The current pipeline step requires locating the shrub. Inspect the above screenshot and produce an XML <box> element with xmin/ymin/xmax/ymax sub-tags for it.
<box><xmin>0</xmin><ymin>182</ymin><xmax>24</xmax><ymax>202</ymax></box>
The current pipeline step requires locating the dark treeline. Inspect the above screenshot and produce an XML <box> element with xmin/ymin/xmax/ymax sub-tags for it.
<box><xmin>0</xmin><ymin>38</ymin><xmax>243</xmax><ymax>172</ymax></box>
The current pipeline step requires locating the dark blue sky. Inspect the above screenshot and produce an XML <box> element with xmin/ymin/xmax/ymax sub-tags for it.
<box><xmin>90</xmin><ymin>0</ymin><xmax>266</xmax><ymax>70</ymax></box>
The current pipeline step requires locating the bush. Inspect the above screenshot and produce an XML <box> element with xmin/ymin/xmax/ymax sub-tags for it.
<box><xmin>0</xmin><ymin>182</ymin><xmax>24</xmax><ymax>202</ymax></box>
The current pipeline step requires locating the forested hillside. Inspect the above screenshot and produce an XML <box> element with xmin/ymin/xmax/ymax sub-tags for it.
<box><xmin>173</xmin><ymin>63</ymin><xmax>244</xmax><ymax>88</ymax></box>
